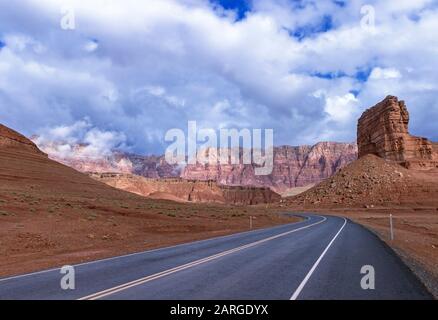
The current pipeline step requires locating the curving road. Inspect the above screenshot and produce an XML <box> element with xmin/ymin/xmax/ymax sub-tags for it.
<box><xmin>0</xmin><ymin>214</ymin><xmax>432</xmax><ymax>300</ymax></box>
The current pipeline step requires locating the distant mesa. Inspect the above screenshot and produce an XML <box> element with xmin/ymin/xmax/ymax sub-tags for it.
<box><xmin>358</xmin><ymin>95</ymin><xmax>438</xmax><ymax>170</ymax></box>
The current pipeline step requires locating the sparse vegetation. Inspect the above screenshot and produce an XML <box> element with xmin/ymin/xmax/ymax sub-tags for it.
<box><xmin>231</xmin><ymin>213</ymin><xmax>245</xmax><ymax>217</ymax></box>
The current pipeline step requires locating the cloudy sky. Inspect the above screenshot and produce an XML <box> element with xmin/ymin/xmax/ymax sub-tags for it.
<box><xmin>0</xmin><ymin>0</ymin><xmax>437</xmax><ymax>155</ymax></box>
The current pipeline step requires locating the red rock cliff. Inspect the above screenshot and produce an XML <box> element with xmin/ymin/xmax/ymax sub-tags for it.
<box><xmin>33</xmin><ymin>138</ymin><xmax>358</xmax><ymax>193</ymax></box>
<box><xmin>182</xmin><ymin>142</ymin><xmax>358</xmax><ymax>193</ymax></box>
<box><xmin>357</xmin><ymin>96</ymin><xmax>437</xmax><ymax>169</ymax></box>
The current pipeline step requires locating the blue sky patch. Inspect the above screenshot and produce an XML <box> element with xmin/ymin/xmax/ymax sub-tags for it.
<box><xmin>333</xmin><ymin>0</ymin><xmax>346</xmax><ymax>7</ymax></box>
<box><xmin>0</xmin><ymin>40</ymin><xmax>5</xmax><ymax>49</ymax></box>
<box><xmin>312</xmin><ymin>68</ymin><xmax>373</xmax><ymax>83</ymax></box>
<box><xmin>311</xmin><ymin>71</ymin><xmax>347</xmax><ymax>80</ymax></box>
<box><xmin>408</xmin><ymin>13</ymin><xmax>421</xmax><ymax>22</ymax></box>
<box><xmin>292</xmin><ymin>15</ymin><xmax>334</xmax><ymax>40</ymax></box>
<box><xmin>211</xmin><ymin>0</ymin><xmax>251</xmax><ymax>21</ymax></box>
<box><xmin>349</xmin><ymin>89</ymin><xmax>361</xmax><ymax>98</ymax></box>
<box><xmin>355</xmin><ymin>67</ymin><xmax>373</xmax><ymax>82</ymax></box>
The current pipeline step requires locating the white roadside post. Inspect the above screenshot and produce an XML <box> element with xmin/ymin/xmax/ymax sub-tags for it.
<box><xmin>390</xmin><ymin>214</ymin><xmax>394</xmax><ymax>241</ymax></box>
<box><xmin>249</xmin><ymin>216</ymin><xmax>257</xmax><ymax>230</ymax></box>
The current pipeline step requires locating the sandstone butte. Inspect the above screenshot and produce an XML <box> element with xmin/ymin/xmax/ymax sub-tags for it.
<box><xmin>358</xmin><ymin>95</ymin><xmax>438</xmax><ymax>170</ymax></box>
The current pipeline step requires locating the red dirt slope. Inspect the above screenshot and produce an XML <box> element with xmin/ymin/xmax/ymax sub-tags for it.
<box><xmin>286</xmin><ymin>154</ymin><xmax>438</xmax><ymax>209</ymax></box>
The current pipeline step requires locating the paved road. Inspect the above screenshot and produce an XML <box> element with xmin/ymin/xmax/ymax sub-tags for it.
<box><xmin>0</xmin><ymin>214</ymin><xmax>432</xmax><ymax>300</ymax></box>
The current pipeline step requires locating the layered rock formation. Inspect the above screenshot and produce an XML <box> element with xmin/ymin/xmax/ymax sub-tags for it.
<box><xmin>90</xmin><ymin>173</ymin><xmax>281</xmax><ymax>205</ymax></box>
<box><xmin>33</xmin><ymin>138</ymin><xmax>357</xmax><ymax>193</ymax></box>
<box><xmin>358</xmin><ymin>95</ymin><xmax>438</xmax><ymax>169</ymax></box>
<box><xmin>182</xmin><ymin>142</ymin><xmax>358</xmax><ymax>193</ymax></box>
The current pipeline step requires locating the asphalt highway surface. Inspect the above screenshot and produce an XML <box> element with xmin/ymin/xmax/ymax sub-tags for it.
<box><xmin>0</xmin><ymin>214</ymin><xmax>432</xmax><ymax>300</ymax></box>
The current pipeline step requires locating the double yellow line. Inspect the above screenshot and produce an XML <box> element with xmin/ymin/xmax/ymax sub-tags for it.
<box><xmin>79</xmin><ymin>216</ymin><xmax>327</xmax><ymax>300</ymax></box>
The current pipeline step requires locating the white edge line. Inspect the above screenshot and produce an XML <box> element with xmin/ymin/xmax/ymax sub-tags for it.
<box><xmin>79</xmin><ymin>216</ymin><xmax>327</xmax><ymax>300</ymax></box>
<box><xmin>0</xmin><ymin>214</ymin><xmax>311</xmax><ymax>283</ymax></box>
<box><xmin>290</xmin><ymin>217</ymin><xmax>348</xmax><ymax>300</ymax></box>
